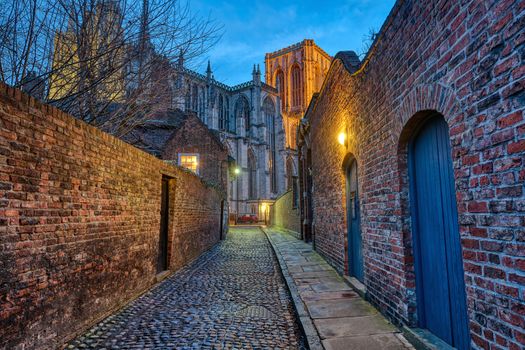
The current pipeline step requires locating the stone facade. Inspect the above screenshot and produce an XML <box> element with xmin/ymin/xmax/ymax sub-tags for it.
<box><xmin>265</xmin><ymin>40</ymin><xmax>332</xmax><ymax>191</ymax></box>
<box><xmin>0</xmin><ymin>83</ymin><xmax>225</xmax><ymax>349</ymax></box>
<box><xmin>174</xmin><ymin>60</ymin><xmax>287</xmax><ymax>218</ymax></box>
<box><xmin>265</xmin><ymin>39</ymin><xmax>332</xmax><ymax>151</ymax></box>
<box><xmin>298</xmin><ymin>1</ymin><xmax>524</xmax><ymax>349</ymax></box>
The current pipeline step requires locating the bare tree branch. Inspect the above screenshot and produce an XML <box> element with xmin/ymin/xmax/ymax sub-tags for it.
<box><xmin>0</xmin><ymin>0</ymin><xmax>223</xmax><ymax>137</ymax></box>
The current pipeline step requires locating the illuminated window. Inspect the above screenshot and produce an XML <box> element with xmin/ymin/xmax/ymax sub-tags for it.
<box><xmin>178</xmin><ymin>153</ymin><xmax>199</xmax><ymax>174</ymax></box>
<box><xmin>291</xmin><ymin>65</ymin><xmax>302</xmax><ymax>108</ymax></box>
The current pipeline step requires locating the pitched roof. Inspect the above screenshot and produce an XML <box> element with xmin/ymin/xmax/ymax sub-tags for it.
<box><xmin>124</xmin><ymin>109</ymin><xmax>226</xmax><ymax>157</ymax></box>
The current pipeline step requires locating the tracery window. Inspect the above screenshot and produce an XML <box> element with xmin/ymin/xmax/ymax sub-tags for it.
<box><xmin>291</xmin><ymin>65</ymin><xmax>302</xmax><ymax>108</ymax></box>
<box><xmin>248</xmin><ymin>150</ymin><xmax>256</xmax><ymax>199</ymax></box>
<box><xmin>218</xmin><ymin>94</ymin><xmax>225</xmax><ymax>130</ymax></box>
<box><xmin>263</xmin><ymin>97</ymin><xmax>277</xmax><ymax>193</ymax></box>
<box><xmin>199</xmin><ymin>87</ymin><xmax>205</xmax><ymax>121</ymax></box>
<box><xmin>286</xmin><ymin>157</ymin><xmax>294</xmax><ymax>190</ymax></box>
<box><xmin>234</xmin><ymin>96</ymin><xmax>250</xmax><ymax>136</ymax></box>
<box><xmin>192</xmin><ymin>84</ymin><xmax>198</xmax><ymax>111</ymax></box>
<box><xmin>275</xmin><ymin>70</ymin><xmax>285</xmax><ymax>111</ymax></box>
<box><xmin>225</xmin><ymin>96</ymin><xmax>230</xmax><ymax>131</ymax></box>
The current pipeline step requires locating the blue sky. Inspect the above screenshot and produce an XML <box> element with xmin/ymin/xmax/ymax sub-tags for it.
<box><xmin>189</xmin><ymin>0</ymin><xmax>396</xmax><ymax>85</ymax></box>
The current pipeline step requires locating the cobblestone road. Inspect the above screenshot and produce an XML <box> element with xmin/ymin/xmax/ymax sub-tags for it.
<box><xmin>67</xmin><ymin>227</ymin><xmax>306</xmax><ymax>349</ymax></box>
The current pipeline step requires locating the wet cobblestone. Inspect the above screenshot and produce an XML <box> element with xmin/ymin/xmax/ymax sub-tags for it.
<box><xmin>67</xmin><ymin>227</ymin><xmax>306</xmax><ymax>349</ymax></box>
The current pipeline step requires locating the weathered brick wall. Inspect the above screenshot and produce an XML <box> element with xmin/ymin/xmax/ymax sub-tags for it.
<box><xmin>0</xmin><ymin>83</ymin><xmax>224</xmax><ymax>349</ymax></box>
<box><xmin>270</xmin><ymin>190</ymin><xmax>301</xmax><ymax>238</ymax></box>
<box><xmin>305</xmin><ymin>0</ymin><xmax>524</xmax><ymax>348</ymax></box>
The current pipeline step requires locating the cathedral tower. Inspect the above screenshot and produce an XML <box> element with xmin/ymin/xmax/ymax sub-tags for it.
<box><xmin>265</xmin><ymin>39</ymin><xmax>332</xmax><ymax>150</ymax></box>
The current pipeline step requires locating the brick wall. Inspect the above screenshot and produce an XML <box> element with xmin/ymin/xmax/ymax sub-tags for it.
<box><xmin>162</xmin><ymin>115</ymin><xmax>229</xmax><ymax>191</ymax></box>
<box><xmin>0</xmin><ymin>83</ymin><xmax>224</xmax><ymax>349</ymax></box>
<box><xmin>302</xmin><ymin>0</ymin><xmax>524</xmax><ymax>348</ymax></box>
<box><xmin>270</xmin><ymin>190</ymin><xmax>301</xmax><ymax>238</ymax></box>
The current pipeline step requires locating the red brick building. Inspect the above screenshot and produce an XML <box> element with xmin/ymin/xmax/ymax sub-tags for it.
<box><xmin>298</xmin><ymin>0</ymin><xmax>524</xmax><ymax>349</ymax></box>
<box><xmin>125</xmin><ymin>109</ymin><xmax>230</xmax><ymax>191</ymax></box>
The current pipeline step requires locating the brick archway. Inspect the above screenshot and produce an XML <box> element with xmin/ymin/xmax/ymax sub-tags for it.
<box><xmin>394</xmin><ymin>83</ymin><xmax>466</xmax><ymax>326</ymax></box>
<box><xmin>392</xmin><ymin>83</ymin><xmax>464</xmax><ymax>143</ymax></box>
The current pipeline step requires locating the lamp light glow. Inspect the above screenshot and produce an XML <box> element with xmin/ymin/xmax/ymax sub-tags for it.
<box><xmin>338</xmin><ymin>132</ymin><xmax>347</xmax><ymax>145</ymax></box>
<box><xmin>234</xmin><ymin>167</ymin><xmax>241</xmax><ymax>175</ymax></box>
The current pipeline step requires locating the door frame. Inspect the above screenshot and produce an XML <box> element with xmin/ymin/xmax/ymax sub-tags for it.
<box><xmin>343</xmin><ymin>154</ymin><xmax>363</xmax><ymax>282</ymax></box>
<box><xmin>407</xmin><ymin>113</ymin><xmax>470</xmax><ymax>349</ymax></box>
<box><xmin>157</xmin><ymin>176</ymin><xmax>171</xmax><ymax>273</ymax></box>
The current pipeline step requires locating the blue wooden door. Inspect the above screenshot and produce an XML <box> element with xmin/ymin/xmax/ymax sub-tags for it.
<box><xmin>346</xmin><ymin>160</ymin><xmax>364</xmax><ymax>282</ymax></box>
<box><xmin>409</xmin><ymin>115</ymin><xmax>470</xmax><ymax>349</ymax></box>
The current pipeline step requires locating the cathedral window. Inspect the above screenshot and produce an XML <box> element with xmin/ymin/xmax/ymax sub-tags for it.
<box><xmin>224</xmin><ymin>96</ymin><xmax>230</xmax><ymax>131</ymax></box>
<box><xmin>234</xmin><ymin>96</ymin><xmax>250</xmax><ymax>136</ymax></box>
<box><xmin>218</xmin><ymin>94</ymin><xmax>225</xmax><ymax>130</ymax></box>
<box><xmin>275</xmin><ymin>70</ymin><xmax>285</xmax><ymax>111</ymax></box>
<box><xmin>263</xmin><ymin>97</ymin><xmax>277</xmax><ymax>193</ymax></box>
<box><xmin>248</xmin><ymin>150</ymin><xmax>257</xmax><ymax>199</ymax></box>
<box><xmin>199</xmin><ymin>88</ymin><xmax>205</xmax><ymax>121</ymax></box>
<box><xmin>192</xmin><ymin>84</ymin><xmax>198</xmax><ymax>112</ymax></box>
<box><xmin>185</xmin><ymin>81</ymin><xmax>191</xmax><ymax>110</ymax></box>
<box><xmin>286</xmin><ymin>157</ymin><xmax>294</xmax><ymax>190</ymax></box>
<box><xmin>291</xmin><ymin>65</ymin><xmax>302</xmax><ymax>108</ymax></box>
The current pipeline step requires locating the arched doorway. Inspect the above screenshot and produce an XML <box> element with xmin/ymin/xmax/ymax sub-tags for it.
<box><xmin>345</xmin><ymin>156</ymin><xmax>363</xmax><ymax>282</ymax></box>
<box><xmin>408</xmin><ymin>113</ymin><xmax>469</xmax><ymax>349</ymax></box>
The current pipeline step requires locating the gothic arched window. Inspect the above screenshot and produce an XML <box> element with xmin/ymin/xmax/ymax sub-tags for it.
<box><xmin>192</xmin><ymin>84</ymin><xmax>198</xmax><ymax>111</ymax></box>
<box><xmin>234</xmin><ymin>96</ymin><xmax>250</xmax><ymax>135</ymax></box>
<box><xmin>218</xmin><ymin>94</ymin><xmax>225</xmax><ymax>130</ymax></box>
<box><xmin>199</xmin><ymin>87</ymin><xmax>205</xmax><ymax>121</ymax></box>
<box><xmin>291</xmin><ymin>65</ymin><xmax>302</xmax><ymax>108</ymax></box>
<box><xmin>225</xmin><ymin>96</ymin><xmax>230</xmax><ymax>131</ymax></box>
<box><xmin>275</xmin><ymin>70</ymin><xmax>285</xmax><ymax>111</ymax></box>
<box><xmin>263</xmin><ymin>97</ymin><xmax>277</xmax><ymax>193</ymax></box>
<box><xmin>248</xmin><ymin>150</ymin><xmax>257</xmax><ymax>199</ymax></box>
<box><xmin>286</xmin><ymin>157</ymin><xmax>294</xmax><ymax>190</ymax></box>
<box><xmin>185</xmin><ymin>80</ymin><xmax>191</xmax><ymax>110</ymax></box>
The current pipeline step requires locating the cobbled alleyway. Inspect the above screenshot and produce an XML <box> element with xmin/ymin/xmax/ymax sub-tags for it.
<box><xmin>67</xmin><ymin>227</ymin><xmax>306</xmax><ymax>349</ymax></box>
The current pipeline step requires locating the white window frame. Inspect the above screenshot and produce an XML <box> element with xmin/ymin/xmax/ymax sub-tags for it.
<box><xmin>178</xmin><ymin>153</ymin><xmax>200</xmax><ymax>175</ymax></box>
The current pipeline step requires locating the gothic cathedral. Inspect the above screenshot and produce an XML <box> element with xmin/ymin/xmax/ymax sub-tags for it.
<box><xmin>265</xmin><ymin>40</ymin><xmax>332</xmax><ymax>189</ymax></box>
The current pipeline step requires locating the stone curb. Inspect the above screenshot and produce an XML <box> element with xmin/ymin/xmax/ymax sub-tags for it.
<box><xmin>260</xmin><ymin>226</ymin><xmax>324</xmax><ymax>350</ymax></box>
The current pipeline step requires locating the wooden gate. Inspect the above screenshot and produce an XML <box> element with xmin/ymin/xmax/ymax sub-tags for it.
<box><xmin>409</xmin><ymin>114</ymin><xmax>470</xmax><ymax>349</ymax></box>
<box><xmin>345</xmin><ymin>158</ymin><xmax>364</xmax><ymax>282</ymax></box>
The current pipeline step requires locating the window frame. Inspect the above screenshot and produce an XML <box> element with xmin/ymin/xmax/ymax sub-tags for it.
<box><xmin>178</xmin><ymin>153</ymin><xmax>200</xmax><ymax>175</ymax></box>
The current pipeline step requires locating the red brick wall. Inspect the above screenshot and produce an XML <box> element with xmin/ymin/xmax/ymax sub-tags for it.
<box><xmin>0</xmin><ymin>83</ymin><xmax>224</xmax><ymax>349</ymax></box>
<box><xmin>270</xmin><ymin>190</ymin><xmax>301</xmax><ymax>238</ymax></box>
<box><xmin>162</xmin><ymin>116</ymin><xmax>229</xmax><ymax>191</ymax></box>
<box><xmin>304</xmin><ymin>0</ymin><xmax>524</xmax><ymax>348</ymax></box>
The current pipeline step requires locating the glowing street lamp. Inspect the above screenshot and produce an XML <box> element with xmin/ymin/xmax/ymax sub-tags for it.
<box><xmin>338</xmin><ymin>132</ymin><xmax>347</xmax><ymax>146</ymax></box>
<box><xmin>233</xmin><ymin>167</ymin><xmax>241</xmax><ymax>175</ymax></box>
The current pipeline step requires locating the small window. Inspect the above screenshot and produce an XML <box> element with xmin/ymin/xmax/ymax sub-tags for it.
<box><xmin>178</xmin><ymin>153</ymin><xmax>199</xmax><ymax>174</ymax></box>
<box><xmin>292</xmin><ymin>177</ymin><xmax>299</xmax><ymax>208</ymax></box>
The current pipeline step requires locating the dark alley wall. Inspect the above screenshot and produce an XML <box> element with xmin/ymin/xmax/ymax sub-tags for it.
<box><xmin>300</xmin><ymin>0</ymin><xmax>524</xmax><ymax>349</ymax></box>
<box><xmin>270</xmin><ymin>190</ymin><xmax>301</xmax><ymax>238</ymax></box>
<box><xmin>0</xmin><ymin>83</ymin><xmax>224</xmax><ymax>349</ymax></box>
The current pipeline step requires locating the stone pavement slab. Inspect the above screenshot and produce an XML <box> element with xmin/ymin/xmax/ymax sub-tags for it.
<box><xmin>263</xmin><ymin>227</ymin><xmax>414</xmax><ymax>350</ymax></box>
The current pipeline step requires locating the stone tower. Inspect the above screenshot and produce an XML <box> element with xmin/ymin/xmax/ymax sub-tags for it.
<box><xmin>265</xmin><ymin>39</ymin><xmax>332</xmax><ymax>150</ymax></box>
<box><xmin>265</xmin><ymin>39</ymin><xmax>331</xmax><ymax>190</ymax></box>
